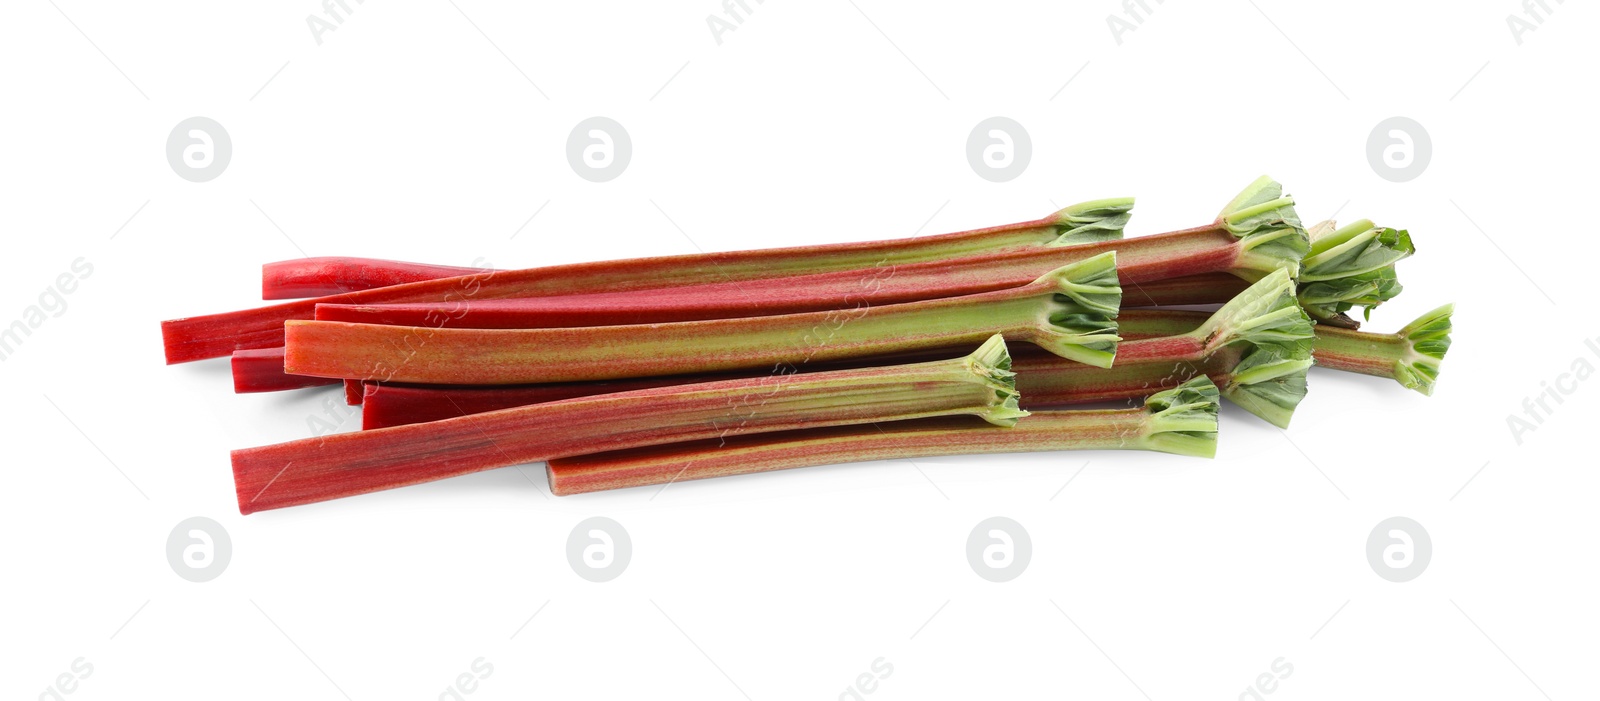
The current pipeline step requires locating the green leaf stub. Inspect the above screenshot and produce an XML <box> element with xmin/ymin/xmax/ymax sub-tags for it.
<box><xmin>1297</xmin><ymin>222</ymin><xmax>1416</xmax><ymax>322</ymax></box>
<box><xmin>1394</xmin><ymin>303</ymin><xmax>1454</xmax><ymax>396</ymax></box>
<box><xmin>1196</xmin><ymin>269</ymin><xmax>1315</xmax><ymax>355</ymax></box>
<box><xmin>1033</xmin><ymin>252</ymin><xmax>1123</xmax><ymax>368</ymax></box>
<box><xmin>1223</xmin><ymin>346</ymin><xmax>1313</xmax><ymax>428</ymax></box>
<box><xmin>1218</xmin><ymin>176</ymin><xmax>1303</xmax><ymax>234</ymax></box>
<box><xmin>1298</xmin><ymin>267</ymin><xmax>1404</xmax><ymax>323</ymax></box>
<box><xmin>1141</xmin><ymin>376</ymin><xmax>1221</xmax><ymax>458</ymax></box>
<box><xmin>962</xmin><ymin>334</ymin><xmax>1030</xmax><ymax>426</ymax></box>
<box><xmin>1157</xmin><ymin>267</ymin><xmax>1313</xmax><ymax>426</ymax></box>
<box><xmin>1218</xmin><ymin>177</ymin><xmax>1311</xmax><ymax>279</ymax></box>
<box><xmin>1048</xmin><ymin>197</ymin><xmax>1135</xmax><ymax>246</ymax></box>
<box><xmin>1301</xmin><ymin>225</ymin><xmax>1415</xmax><ymax>282</ymax></box>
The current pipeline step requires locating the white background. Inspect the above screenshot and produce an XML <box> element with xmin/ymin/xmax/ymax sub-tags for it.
<box><xmin>3</xmin><ymin>1</ymin><xmax>1596</xmax><ymax>699</ymax></box>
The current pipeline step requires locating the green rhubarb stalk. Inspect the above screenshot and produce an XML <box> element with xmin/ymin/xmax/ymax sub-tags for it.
<box><xmin>282</xmin><ymin>253</ymin><xmax>1124</xmax><ymax>385</ymax></box>
<box><xmin>233</xmin><ymin>336</ymin><xmax>1028</xmax><ymax>513</ymax></box>
<box><xmin>1297</xmin><ymin>219</ymin><xmax>1415</xmax><ymax>325</ymax></box>
<box><xmin>1016</xmin><ymin>268</ymin><xmax>1315</xmax><ymax>428</ymax></box>
<box><xmin>1113</xmin><ymin>301</ymin><xmax>1453</xmax><ymax>396</ymax></box>
<box><xmin>545</xmin><ymin>377</ymin><xmax>1220</xmax><ymax>496</ymax></box>
<box><xmin>1113</xmin><ymin>297</ymin><xmax>1452</xmax><ymax>396</ymax></box>
<box><xmin>1306</xmin><ymin>304</ymin><xmax>1454</xmax><ymax>395</ymax></box>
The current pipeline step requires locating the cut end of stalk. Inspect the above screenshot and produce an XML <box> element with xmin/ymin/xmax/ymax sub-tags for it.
<box><xmin>1046</xmin><ymin>197</ymin><xmax>1135</xmax><ymax>246</ymax></box>
<box><xmin>1218</xmin><ymin>176</ymin><xmax>1302</xmax><ymax>233</ymax></box>
<box><xmin>1141</xmin><ymin>376</ymin><xmax>1221</xmax><ymax>458</ymax></box>
<box><xmin>1031</xmin><ymin>252</ymin><xmax>1122</xmax><ymax>369</ymax></box>
<box><xmin>1222</xmin><ymin>345</ymin><xmax>1314</xmax><ymax>428</ymax></box>
<box><xmin>1186</xmin><ymin>269</ymin><xmax>1314</xmax><ymax>427</ymax></box>
<box><xmin>1217</xmin><ymin>176</ymin><xmax>1310</xmax><ymax>280</ymax></box>
<box><xmin>1301</xmin><ymin>221</ymin><xmax>1414</xmax><ymax>279</ymax></box>
<box><xmin>1392</xmin><ymin>303</ymin><xmax>1454</xmax><ymax>396</ymax></box>
<box><xmin>964</xmin><ymin>334</ymin><xmax>1029</xmax><ymax>427</ymax></box>
<box><xmin>1194</xmin><ymin>269</ymin><xmax>1316</xmax><ymax>356</ymax></box>
<box><xmin>1297</xmin><ymin>221</ymin><xmax>1415</xmax><ymax>323</ymax></box>
<box><xmin>1298</xmin><ymin>266</ymin><xmax>1402</xmax><ymax>328</ymax></box>
<box><xmin>1139</xmin><ymin>380</ymin><xmax>1222</xmax><ymax>457</ymax></box>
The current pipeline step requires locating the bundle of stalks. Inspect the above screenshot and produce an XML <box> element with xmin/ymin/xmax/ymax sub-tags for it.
<box><xmin>160</xmin><ymin>177</ymin><xmax>1450</xmax><ymax>513</ymax></box>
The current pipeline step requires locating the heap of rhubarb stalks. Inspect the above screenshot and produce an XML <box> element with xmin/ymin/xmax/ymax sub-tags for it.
<box><xmin>159</xmin><ymin>177</ymin><xmax>1452</xmax><ymax>514</ymax></box>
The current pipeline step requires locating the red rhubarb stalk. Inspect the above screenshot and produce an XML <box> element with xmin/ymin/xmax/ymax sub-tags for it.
<box><xmin>311</xmin><ymin>228</ymin><xmax>1242</xmax><ymax>329</ymax></box>
<box><xmin>231</xmin><ymin>348</ymin><xmax>341</xmax><ymax>393</ymax></box>
<box><xmin>1123</xmin><ymin>272</ymin><xmax>1252</xmax><ymax>307</ymax></box>
<box><xmin>232</xmin><ymin>336</ymin><xmax>1026</xmax><ymax>513</ymax></box>
<box><xmin>309</xmin><ymin>178</ymin><xmax>1306</xmax><ymax>330</ymax></box>
<box><xmin>344</xmin><ymin>379</ymin><xmax>364</xmax><ymax>406</ymax></box>
<box><xmin>161</xmin><ymin>198</ymin><xmax>1132</xmax><ymax>363</ymax></box>
<box><xmin>546</xmin><ymin>377</ymin><xmax>1220</xmax><ymax>496</ymax></box>
<box><xmin>359</xmin><ymin>377</ymin><xmax>738</xmax><ymax>429</ymax></box>
<box><xmin>282</xmin><ymin>254</ymin><xmax>1124</xmax><ymax>384</ymax></box>
<box><xmin>262</xmin><ymin>257</ymin><xmax>489</xmax><ymax>300</ymax></box>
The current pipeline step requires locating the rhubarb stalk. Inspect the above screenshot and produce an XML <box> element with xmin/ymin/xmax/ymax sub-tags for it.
<box><xmin>262</xmin><ymin>257</ymin><xmax>489</xmax><ymax>299</ymax></box>
<box><xmin>1103</xmin><ymin>302</ymin><xmax>1452</xmax><ymax>396</ymax></box>
<box><xmin>1011</xmin><ymin>268</ymin><xmax>1315</xmax><ymax>427</ymax></box>
<box><xmin>1301</xmin><ymin>304</ymin><xmax>1453</xmax><ymax>395</ymax></box>
<box><xmin>357</xmin><ymin>379</ymin><xmax>729</xmax><ymax>429</ymax></box>
<box><xmin>232</xmin><ymin>336</ymin><xmax>1026</xmax><ymax>513</ymax></box>
<box><xmin>1126</xmin><ymin>219</ymin><xmax>1414</xmax><ymax>330</ymax></box>
<box><xmin>162</xmin><ymin>198</ymin><xmax>1132</xmax><ymax>363</ymax></box>
<box><xmin>282</xmin><ymin>254</ymin><xmax>1124</xmax><ymax>384</ymax></box>
<box><xmin>311</xmin><ymin>177</ymin><xmax>1307</xmax><ymax>330</ymax></box>
<box><xmin>231</xmin><ymin>347</ymin><xmax>341</xmax><ymax>393</ymax></box>
<box><xmin>1103</xmin><ymin>268</ymin><xmax>1311</xmax><ymax>366</ymax></box>
<box><xmin>546</xmin><ymin>377</ymin><xmax>1220</xmax><ymax>496</ymax></box>
<box><xmin>355</xmin><ymin>271</ymin><xmax>1313</xmax><ymax>429</ymax></box>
